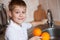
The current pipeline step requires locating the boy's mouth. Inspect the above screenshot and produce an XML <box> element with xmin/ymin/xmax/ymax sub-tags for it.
<box><xmin>18</xmin><ymin>18</ymin><xmax>24</xmax><ymax>20</ymax></box>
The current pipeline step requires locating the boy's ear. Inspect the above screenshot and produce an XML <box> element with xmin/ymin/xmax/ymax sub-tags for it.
<box><xmin>7</xmin><ymin>10</ymin><xmax>12</xmax><ymax>18</ymax></box>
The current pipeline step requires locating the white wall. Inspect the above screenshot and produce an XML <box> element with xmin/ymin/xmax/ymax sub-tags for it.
<box><xmin>0</xmin><ymin>0</ymin><xmax>2</xmax><ymax>3</ymax></box>
<box><xmin>39</xmin><ymin>0</ymin><xmax>60</xmax><ymax>21</ymax></box>
<box><xmin>57</xmin><ymin>0</ymin><xmax>60</xmax><ymax>21</ymax></box>
<box><xmin>0</xmin><ymin>0</ymin><xmax>11</xmax><ymax>10</ymax></box>
<box><xmin>0</xmin><ymin>0</ymin><xmax>39</xmax><ymax>22</ymax></box>
<box><xmin>23</xmin><ymin>0</ymin><xmax>39</xmax><ymax>22</ymax></box>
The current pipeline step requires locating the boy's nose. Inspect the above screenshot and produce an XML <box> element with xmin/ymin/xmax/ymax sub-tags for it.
<box><xmin>19</xmin><ymin>13</ymin><xmax>23</xmax><ymax>17</ymax></box>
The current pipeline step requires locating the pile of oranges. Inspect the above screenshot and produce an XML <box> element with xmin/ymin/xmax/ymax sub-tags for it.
<box><xmin>32</xmin><ymin>27</ymin><xmax>50</xmax><ymax>40</ymax></box>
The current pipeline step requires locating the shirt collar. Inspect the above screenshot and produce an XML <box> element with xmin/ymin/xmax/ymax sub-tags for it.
<box><xmin>9</xmin><ymin>20</ymin><xmax>22</xmax><ymax>27</ymax></box>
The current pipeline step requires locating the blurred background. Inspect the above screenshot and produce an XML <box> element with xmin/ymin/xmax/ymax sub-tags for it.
<box><xmin>0</xmin><ymin>0</ymin><xmax>60</xmax><ymax>40</ymax></box>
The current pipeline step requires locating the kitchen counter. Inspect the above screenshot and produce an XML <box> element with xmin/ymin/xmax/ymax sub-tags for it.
<box><xmin>28</xmin><ymin>24</ymin><xmax>60</xmax><ymax>39</ymax></box>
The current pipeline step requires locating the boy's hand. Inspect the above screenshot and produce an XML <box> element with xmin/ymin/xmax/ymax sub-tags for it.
<box><xmin>41</xmin><ymin>19</ymin><xmax>48</xmax><ymax>24</ymax></box>
<box><xmin>29</xmin><ymin>36</ymin><xmax>41</xmax><ymax>40</ymax></box>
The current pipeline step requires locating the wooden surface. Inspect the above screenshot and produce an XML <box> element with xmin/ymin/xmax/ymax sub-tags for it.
<box><xmin>54</xmin><ymin>21</ymin><xmax>60</xmax><ymax>26</ymax></box>
<box><xmin>34</xmin><ymin>4</ymin><xmax>47</xmax><ymax>30</ymax></box>
<box><xmin>34</xmin><ymin>4</ymin><xmax>47</xmax><ymax>21</ymax></box>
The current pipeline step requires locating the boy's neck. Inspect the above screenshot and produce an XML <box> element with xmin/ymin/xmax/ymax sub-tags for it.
<box><xmin>11</xmin><ymin>19</ymin><xmax>22</xmax><ymax>27</ymax></box>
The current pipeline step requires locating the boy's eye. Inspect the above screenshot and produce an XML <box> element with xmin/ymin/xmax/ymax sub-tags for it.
<box><xmin>15</xmin><ymin>12</ymin><xmax>26</xmax><ymax>14</ymax></box>
<box><xmin>15</xmin><ymin>12</ymin><xmax>20</xmax><ymax>14</ymax></box>
<box><xmin>22</xmin><ymin>11</ymin><xmax>25</xmax><ymax>14</ymax></box>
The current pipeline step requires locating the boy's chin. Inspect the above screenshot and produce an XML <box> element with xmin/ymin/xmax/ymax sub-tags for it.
<box><xmin>18</xmin><ymin>20</ymin><xmax>24</xmax><ymax>24</ymax></box>
<box><xmin>17</xmin><ymin>22</ymin><xmax>23</xmax><ymax>25</ymax></box>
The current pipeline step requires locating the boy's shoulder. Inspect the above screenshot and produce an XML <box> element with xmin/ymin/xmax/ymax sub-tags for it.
<box><xmin>22</xmin><ymin>22</ymin><xmax>32</xmax><ymax>29</ymax></box>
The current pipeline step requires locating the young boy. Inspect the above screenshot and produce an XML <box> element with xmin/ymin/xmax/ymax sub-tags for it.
<box><xmin>5</xmin><ymin>0</ymin><xmax>47</xmax><ymax>40</ymax></box>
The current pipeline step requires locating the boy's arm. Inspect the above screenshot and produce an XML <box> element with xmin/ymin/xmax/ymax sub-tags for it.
<box><xmin>30</xmin><ymin>19</ymin><xmax>48</xmax><ymax>27</ymax></box>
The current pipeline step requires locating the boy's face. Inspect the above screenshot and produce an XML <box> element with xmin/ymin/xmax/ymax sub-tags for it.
<box><xmin>10</xmin><ymin>6</ymin><xmax>26</xmax><ymax>24</ymax></box>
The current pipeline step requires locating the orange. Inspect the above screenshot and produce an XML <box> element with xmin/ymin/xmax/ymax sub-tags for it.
<box><xmin>32</xmin><ymin>28</ymin><xmax>42</xmax><ymax>36</ymax></box>
<box><xmin>41</xmin><ymin>32</ymin><xmax>50</xmax><ymax>40</ymax></box>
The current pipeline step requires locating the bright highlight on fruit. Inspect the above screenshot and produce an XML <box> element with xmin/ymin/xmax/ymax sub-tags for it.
<box><xmin>41</xmin><ymin>32</ymin><xmax>50</xmax><ymax>40</ymax></box>
<box><xmin>32</xmin><ymin>28</ymin><xmax>42</xmax><ymax>36</ymax></box>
